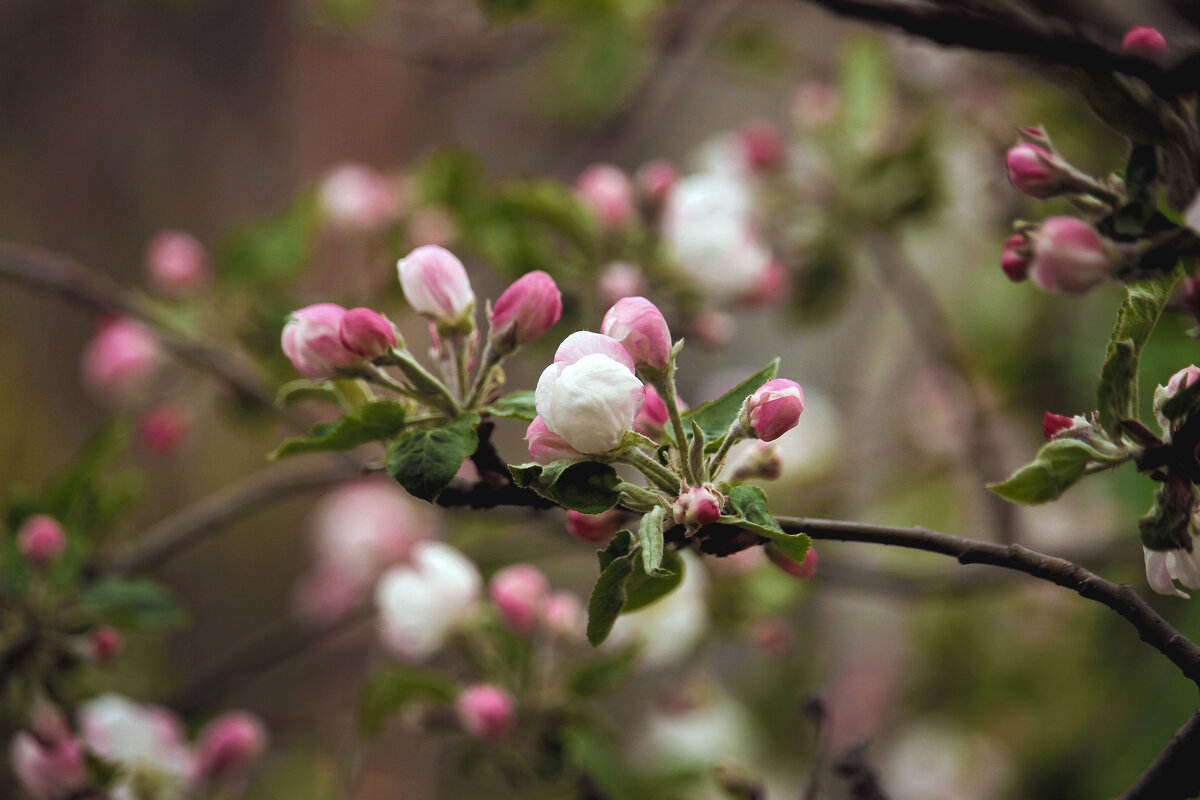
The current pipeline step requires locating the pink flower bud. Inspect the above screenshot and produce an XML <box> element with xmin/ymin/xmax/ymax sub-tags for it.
<box><xmin>575</xmin><ymin>164</ymin><xmax>635</xmax><ymax>231</ymax></box>
<box><xmin>1005</xmin><ymin>144</ymin><xmax>1065</xmax><ymax>200</ymax></box>
<box><xmin>739</xmin><ymin>257</ymin><xmax>789</xmax><ymax>307</ymax></box>
<box><xmin>144</xmin><ymin>230</ymin><xmax>210</xmax><ymax>296</ymax></box>
<box><xmin>1122</xmin><ymin>26</ymin><xmax>1168</xmax><ymax>55</ymax></box>
<box><xmin>10</xmin><ymin>731</ymin><xmax>87</xmax><ymax>800</ymax></box>
<box><xmin>455</xmin><ymin>685</ymin><xmax>515</xmax><ymax>741</ymax></box>
<box><xmin>768</xmin><ymin>544</ymin><xmax>818</xmax><ymax>579</ymax></box>
<box><xmin>1029</xmin><ymin>217</ymin><xmax>1114</xmax><ymax>295</ymax></box>
<box><xmin>598</xmin><ymin>261</ymin><xmax>647</xmax><ymax>305</ymax></box>
<box><xmin>1001</xmin><ymin>234</ymin><xmax>1031</xmax><ymax>282</ymax></box>
<box><xmin>566</xmin><ymin>510</ymin><xmax>620</xmax><ymax>544</ymax></box>
<box><xmin>1042</xmin><ymin>412</ymin><xmax>1075</xmax><ymax>441</ymax></box>
<box><xmin>554</xmin><ymin>331</ymin><xmax>635</xmax><ymax>371</ymax></box>
<box><xmin>540</xmin><ymin>590</ymin><xmax>584</xmax><ymax>637</ymax></box>
<box><xmin>791</xmin><ymin>80</ymin><xmax>839</xmax><ymax>129</ymax></box>
<box><xmin>526</xmin><ymin>416</ymin><xmax>585</xmax><ymax>464</ymax></box>
<box><xmin>87</xmin><ymin>626</ymin><xmax>124</xmax><ymax>665</ymax></box>
<box><xmin>1166</xmin><ymin>365</ymin><xmax>1200</xmax><ymax>399</ymax></box>
<box><xmin>17</xmin><ymin>515</ymin><xmax>66</xmax><ymax>569</ymax></box>
<box><xmin>319</xmin><ymin>163</ymin><xmax>399</xmax><ymax>230</ymax></box>
<box><xmin>137</xmin><ymin>404</ymin><xmax>191</xmax><ymax>455</ymax></box>
<box><xmin>339</xmin><ymin>308</ymin><xmax>398</xmax><ymax>359</ymax></box>
<box><xmin>489</xmin><ymin>564</ymin><xmax>550</xmax><ymax>635</ymax></box>
<box><xmin>636</xmin><ymin>160</ymin><xmax>678</xmax><ymax>204</ymax></box>
<box><xmin>281</xmin><ymin>303</ymin><xmax>359</xmax><ymax>377</ymax></box>
<box><xmin>745</xmin><ymin>379</ymin><xmax>805</xmax><ymax>442</ymax></box>
<box><xmin>81</xmin><ymin>318</ymin><xmax>162</xmax><ymax>404</ymax></box>
<box><xmin>737</xmin><ymin>120</ymin><xmax>786</xmax><ymax>172</ymax></box>
<box><xmin>535</xmin><ymin>354</ymin><xmax>645</xmax><ymax>454</ymax></box>
<box><xmin>600</xmin><ymin>296</ymin><xmax>672</xmax><ymax>372</ymax></box>
<box><xmin>196</xmin><ymin>712</ymin><xmax>268</xmax><ymax>782</ymax></box>
<box><xmin>490</xmin><ymin>271</ymin><xmax>563</xmax><ymax>353</ymax></box>
<box><xmin>634</xmin><ymin>384</ymin><xmax>671</xmax><ymax>438</ymax></box>
<box><xmin>397</xmin><ymin>245</ymin><xmax>476</xmax><ymax>330</ymax></box>
<box><xmin>672</xmin><ymin>485</ymin><xmax>723</xmax><ymax>534</ymax></box>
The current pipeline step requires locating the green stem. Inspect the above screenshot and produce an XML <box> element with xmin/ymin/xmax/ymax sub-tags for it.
<box><xmin>384</xmin><ymin>350</ymin><xmax>461</xmax><ymax>416</ymax></box>
<box><xmin>363</xmin><ymin>365</ymin><xmax>422</xmax><ymax>402</ymax></box>
<box><xmin>652</xmin><ymin>371</ymin><xmax>696</xmax><ymax>486</ymax></box>
<box><xmin>465</xmin><ymin>341</ymin><xmax>502</xmax><ymax>410</ymax></box>
<box><xmin>621</xmin><ymin>448</ymin><xmax>682</xmax><ymax>496</ymax></box>
<box><xmin>707</xmin><ymin>419</ymin><xmax>746</xmax><ymax>480</ymax></box>
<box><xmin>451</xmin><ymin>333</ymin><xmax>471</xmax><ymax>405</ymax></box>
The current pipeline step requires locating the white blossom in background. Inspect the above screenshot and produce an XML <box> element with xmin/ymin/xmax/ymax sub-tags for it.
<box><xmin>78</xmin><ymin>694</ymin><xmax>197</xmax><ymax>800</ymax></box>
<box><xmin>375</xmin><ymin>541</ymin><xmax>482</xmax><ymax>661</ymax></box>
<box><xmin>881</xmin><ymin>722</ymin><xmax>1011</xmax><ymax>800</ymax></box>
<box><xmin>662</xmin><ymin>173</ymin><xmax>773</xmax><ymax>297</ymax></box>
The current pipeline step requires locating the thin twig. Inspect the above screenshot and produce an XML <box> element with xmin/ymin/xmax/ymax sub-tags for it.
<box><xmin>1121</xmin><ymin>708</ymin><xmax>1200</xmax><ymax>800</ymax></box>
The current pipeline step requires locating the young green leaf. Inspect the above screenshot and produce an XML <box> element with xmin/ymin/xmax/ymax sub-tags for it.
<box><xmin>722</xmin><ymin>484</ymin><xmax>811</xmax><ymax>563</ymax></box>
<box><xmin>682</xmin><ymin>359</ymin><xmax>779</xmax><ymax>450</ymax></box>
<box><xmin>275</xmin><ymin>379</ymin><xmax>339</xmax><ymax>407</ymax></box>
<box><xmin>271</xmin><ymin>401</ymin><xmax>409</xmax><ymax>459</ymax></box>
<box><xmin>81</xmin><ymin>578</ymin><xmax>187</xmax><ymax>630</ymax></box>
<box><xmin>623</xmin><ymin>549</ymin><xmax>684</xmax><ymax>613</ymax></box>
<box><xmin>587</xmin><ymin>554</ymin><xmax>634</xmax><ymax>646</ymax></box>
<box><xmin>638</xmin><ymin>506</ymin><xmax>667</xmax><ymax>575</ymax></box>
<box><xmin>486</xmin><ymin>390</ymin><xmax>537</xmax><ymax>422</ymax></box>
<box><xmin>386</xmin><ymin>413</ymin><xmax>480</xmax><ymax>502</ymax></box>
<box><xmin>987</xmin><ymin>438</ymin><xmax>1110</xmax><ymax>505</ymax></box>
<box><xmin>509</xmin><ymin>460</ymin><xmax>623</xmax><ymax>514</ymax></box>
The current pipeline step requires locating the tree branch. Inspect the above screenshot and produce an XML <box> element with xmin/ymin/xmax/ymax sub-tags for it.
<box><xmin>796</xmin><ymin>0</ymin><xmax>1200</xmax><ymax>97</ymax></box>
<box><xmin>0</xmin><ymin>241</ymin><xmax>277</xmax><ymax>410</ymax></box>
<box><xmin>1121</xmin><ymin>708</ymin><xmax>1200</xmax><ymax>800</ymax></box>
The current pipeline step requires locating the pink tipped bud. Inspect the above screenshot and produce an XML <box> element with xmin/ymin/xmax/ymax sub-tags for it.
<box><xmin>768</xmin><ymin>544</ymin><xmax>818</xmax><ymax>579</ymax></box>
<box><xmin>10</xmin><ymin>731</ymin><xmax>87</xmax><ymax>800</ymax></box>
<box><xmin>575</xmin><ymin>164</ymin><xmax>635</xmax><ymax>231</ymax></box>
<box><xmin>1006</xmin><ymin>144</ymin><xmax>1067</xmax><ymax>200</ymax></box>
<box><xmin>1001</xmin><ymin>234</ymin><xmax>1032</xmax><ymax>282</ymax></box>
<box><xmin>455</xmin><ymin>684</ymin><xmax>515</xmax><ymax>741</ymax></box>
<box><xmin>81</xmin><ymin>318</ymin><xmax>162</xmax><ymax>404</ymax></box>
<box><xmin>136</xmin><ymin>404</ymin><xmax>191</xmax><ymax>455</ymax></box>
<box><xmin>791</xmin><ymin>80</ymin><xmax>839</xmax><ymax>129</ymax></box>
<box><xmin>1029</xmin><ymin>217</ymin><xmax>1114</xmax><ymax>295</ymax></box>
<box><xmin>566</xmin><ymin>510</ymin><xmax>620</xmax><ymax>544</ymax></box>
<box><xmin>281</xmin><ymin>303</ymin><xmax>359</xmax><ymax>377</ymax></box>
<box><xmin>634</xmin><ymin>384</ymin><xmax>671</xmax><ymax>438</ymax></box>
<box><xmin>636</xmin><ymin>160</ymin><xmax>679</xmax><ymax>204</ymax></box>
<box><xmin>339</xmin><ymin>308</ymin><xmax>398</xmax><ymax>359</ymax></box>
<box><xmin>745</xmin><ymin>379</ymin><xmax>805</xmax><ymax>442</ymax></box>
<box><xmin>1122</xmin><ymin>26</ymin><xmax>1168</xmax><ymax>55</ymax></box>
<box><xmin>490</xmin><ymin>271</ymin><xmax>563</xmax><ymax>354</ymax></box>
<box><xmin>526</xmin><ymin>416</ymin><xmax>585</xmax><ymax>465</ymax></box>
<box><xmin>319</xmin><ymin>163</ymin><xmax>400</xmax><ymax>230</ymax></box>
<box><xmin>598</xmin><ymin>262</ymin><xmax>647</xmax><ymax>305</ymax></box>
<box><xmin>738</xmin><ymin>120</ymin><xmax>786</xmax><ymax>172</ymax></box>
<box><xmin>144</xmin><ymin>231</ymin><xmax>210</xmax><ymax>296</ymax></box>
<box><xmin>89</xmin><ymin>627</ymin><xmax>124</xmax><ymax>665</ymax></box>
<box><xmin>1166</xmin><ymin>365</ymin><xmax>1200</xmax><ymax>400</ymax></box>
<box><xmin>196</xmin><ymin>712</ymin><xmax>268</xmax><ymax>782</ymax></box>
<box><xmin>672</xmin><ymin>485</ymin><xmax>723</xmax><ymax>534</ymax></box>
<box><xmin>17</xmin><ymin>515</ymin><xmax>66</xmax><ymax>569</ymax></box>
<box><xmin>1042</xmin><ymin>412</ymin><xmax>1075</xmax><ymax>441</ymax></box>
<box><xmin>600</xmin><ymin>296</ymin><xmax>672</xmax><ymax>372</ymax></box>
<box><xmin>397</xmin><ymin>245</ymin><xmax>476</xmax><ymax>330</ymax></box>
<box><xmin>489</xmin><ymin>564</ymin><xmax>551</xmax><ymax>635</ymax></box>
<box><xmin>540</xmin><ymin>591</ymin><xmax>584</xmax><ymax>637</ymax></box>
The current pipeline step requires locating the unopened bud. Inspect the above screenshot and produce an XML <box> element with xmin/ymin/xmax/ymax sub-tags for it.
<box><xmin>339</xmin><ymin>308</ymin><xmax>398</xmax><ymax>359</ymax></box>
<box><xmin>1006</xmin><ymin>144</ymin><xmax>1069</xmax><ymax>200</ymax></box>
<box><xmin>89</xmin><ymin>627</ymin><xmax>124</xmax><ymax>666</ymax></box>
<box><xmin>600</xmin><ymin>296</ymin><xmax>672</xmax><ymax>373</ymax></box>
<box><xmin>1042</xmin><ymin>412</ymin><xmax>1074</xmax><ymax>441</ymax></box>
<box><xmin>744</xmin><ymin>379</ymin><xmax>805</xmax><ymax>442</ymax></box>
<box><xmin>196</xmin><ymin>712</ymin><xmax>268</xmax><ymax>783</ymax></box>
<box><xmin>397</xmin><ymin>246</ymin><xmax>476</xmax><ymax>332</ymax></box>
<box><xmin>1122</xmin><ymin>26</ymin><xmax>1168</xmax><ymax>55</ymax></box>
<box><xmin>455</xmin><ymin>684</ymin><xmax>515</xmax><ymax>741</ymax></box>
<box><xmin>575</xmin><ymin>164</ymin><xmax>635</xmax><ymax>231</ymax></box>
<box><xmin>673</xmin><ymin>485</ymin><xmax>723</xmax><ymax>534</ymax></box>
<box><xmin>1029</xmin><ymin>217</ymin><xmax>1115</xmax><ymax>295</ymax></box>
<box><xmin>489</xmin><ymin>271</ymin><xmax>563</xmax><ymax>354</ymax></box>
<box><xmin>1042</xmin><ymin>411</ymin><xmax>1094</xmax><ymax>443</ymax></box>
<box><xmin>1001</xmin><ymin>234</ymin><xmax>1032</xmax><ymax>282</ymax></box>
<box><xmin>319</xmin><ymin>163</ymin><xmax>399</xmax><ymax>230</ymax></box>
<box><xmin>737</xmin><ymin>121</ymin><xmax>786</xmax><ymax>172</ymax></box>
<box><xmin>17</xmin><ymin>515</ymin><xmax>66</xmax><ymax>569</ymax></box>
<box><xmin>489</xmin><ymin>564</ymin><xmax>550</xmax><ymax>635</ymax></box>
<box><xmin>137</xmin><ymin>404</ymin><xmax>191</xmax><ymax>455</ymax></box>
<box><xmin>526</xmin><ymin>416</ymin><xmax>585</xmax><ymax>465</ymax></box>
<box><xmin>81</xmin><ymin>318</ymin><xmax>162</xmax><ymax>405</ymax></box>
<box><xmin>282</xmin><ymin>304</ymin><xmax>360</xmax><ymax>376</ymax></box>
<box><xmin>634</xmin><ymin>384</ymin><xmax>670</xmax><ymax>439</ymax></box>
<box><xmin>636</xmin><ymin>160</ymin><xmax>678</xmax><ymax>205</ymax></box>
<box><xmin>145</xmin><ymin>231</ymin><xmax>210</xmax><ymax>296</ymax></box>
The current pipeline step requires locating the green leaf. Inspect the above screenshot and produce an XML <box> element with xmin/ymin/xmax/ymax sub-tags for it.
<box><xmin>271</xmin><ymin>401</ymin><xmax>410</xmax><ymax>459</ymax></box>
<box><xmin>217</xmin><ymin>193</ymin><xmax>319</xmax><ymax>288</ymax></box>
<box><xmin>275</xmin><ymin>380</ymin><xmax>339</xmax><ymax>407</ymax></box>
<box><xmin>638</xmin><ymin>506</ymin><xmax>666</xmax><ymax>575</ymax></box>
<box><xmin>683</xmin><ymin>359</ymin><xmax>779</xmax><ymax>451</ymax></box>
<box><xmin>1097</xmin><ymin>273</ymin><xmax>1179</xmax><ymax>436</ymax></box>
<box><xmin>587</xmin><ymin>554</ymin><xmax>633</xmax><ymax>646</ymax></box>
<box><xmin>722</xmin><ymin>484</ymin><xmax>811</xmax><ymax>562</ymax></box>
<box><xmin>987</xmin><ymin>438</ymin><xmax>1109</xmax><ymax>505</ymax></box>
<box><xmin>486</xmin><ymin>391</ymin><xmax>537</xmax><ymax>422</ymax></box>
<box><xmin>386</xmin><ymin>413</ymin><xmax>480</xmax><ymax>502</ymax></box>
<box><xmin>597</xmin><ymin>529</ymin><xmax>636</xmax><ymax>572</ymax></box>
<box><xmin>623</xmin><ymin>549</ymin><xmax>684</xmax><ymax>613</ymax></box>
<box><xmin>358</xmin><ymin>663</ymin><xmax>458</xmax><ymax>737</ymax></box>
<box><xmin>80</xmin><ymin>578</ymin><xmax>187</xmax><ymax>630</ymax></box>
<box><xmin>508</xmin><ymin>460</ymin><xmax>622</xmax><ymax>514</ymax></box>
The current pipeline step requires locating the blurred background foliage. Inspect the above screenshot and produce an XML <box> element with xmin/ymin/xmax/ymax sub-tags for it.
<box><xmin>4</xmin><ymin>0</ymin><xmax>1200</xmax><ymax>798</ymax></box>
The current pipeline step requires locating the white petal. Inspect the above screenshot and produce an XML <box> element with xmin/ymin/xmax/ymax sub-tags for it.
<box><xmin>1144</xmin><ymin>547</ymin><xmax>1189</xmax><ymax>598</ymax></box>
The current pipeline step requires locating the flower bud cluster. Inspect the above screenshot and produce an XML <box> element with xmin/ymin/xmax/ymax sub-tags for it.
<box><xmin>488</xmin><ymin>563</ymin><xmax>584</xmax><ymax>638</ymax></box>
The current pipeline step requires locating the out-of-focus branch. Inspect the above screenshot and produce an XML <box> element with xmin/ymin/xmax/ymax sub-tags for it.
<box><xmin>794</xmin><ymin>0</ymin><xmax>1200</xmax><ymax>97</ymax></box>
<box><xmin>0</xmin><ymin>241</ymin><xmax>277</xmax><ymax>410</ymax></box>
<box><xmin>1121</xmin><ymin>708</ymin><xmax>1200</xmax><ymax>800</ymax></box>
<box><xmin>779</xmin><ymin>515</ymin><xmax>1200</xmax><ymax>687</ymax></box>
<box><xmin>834</xmin><ymin>742</ymin><xmax>890</xmax><ymax>800</ymax></box>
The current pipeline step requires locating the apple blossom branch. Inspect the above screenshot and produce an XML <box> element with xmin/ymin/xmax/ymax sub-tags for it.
<box><xmin>796</xmin><ymin>0</ymin><xmax>1200</xmax><ymax>97</ymax></box>
<box><xmin>0</xmin><ymin>241</ymin><xmax>278</xmax><ymax>412</ymax></box>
